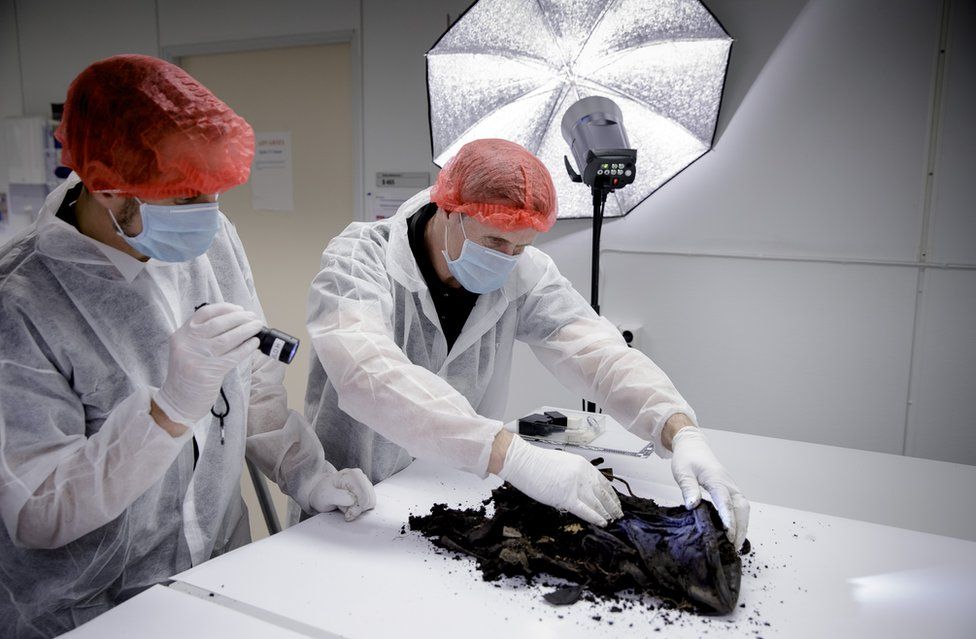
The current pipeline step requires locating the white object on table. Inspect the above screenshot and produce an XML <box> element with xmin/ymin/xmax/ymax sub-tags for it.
<box><xmin>506</xmin><ymin>405</ymin><xmax>653</xmax><ymax>456</ymax></box>
<box><xmin>171</xmin><ymin>459</ymin><xmax>976</xmax><ymax>639</ymax></box>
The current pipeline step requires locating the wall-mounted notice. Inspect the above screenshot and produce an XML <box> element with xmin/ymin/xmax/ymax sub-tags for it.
<box><xmin>375</xmin><ymin>172</ymin><xmax>430</xmax><ymax>189</ymax></box>
<box><xmin>367</xmin><ymin>172</ymin><xmax>431</xmax><ymax>221</ymax></box>
<box><xmin>367</xmin><ymin>191</ymin><xmax>409</xmax><ymax>221</ymax></box>
<box><xmin>252</xmin><ymin>132</ymin><xmax>293</xmax><ymax>211</ymax></box>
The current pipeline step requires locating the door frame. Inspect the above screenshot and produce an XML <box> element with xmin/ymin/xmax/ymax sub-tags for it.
<box><xmin>161</xmin><ymin>31</ymin><xmax>364</xmax><ymax>222</ymax></box>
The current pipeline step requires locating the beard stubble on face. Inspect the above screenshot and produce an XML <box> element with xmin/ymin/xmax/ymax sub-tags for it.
<box><xmin>115</xmin><ymin>198</ymin><xmax>142</xmax><ymax>236</ymax></box>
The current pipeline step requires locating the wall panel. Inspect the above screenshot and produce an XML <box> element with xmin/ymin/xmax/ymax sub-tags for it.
<box><xmin>928</xmin><ymin>0</ymin><xmax>976</xmax><ymax>266</ymax></box>
<box><xmin>16</xmin><ymin>0</ymin><xmax>158</xmax><ymax>115</ymax></box>
<box><xmin>906</xmin><ymin>268</ymin><xmax>976</xmax><ymax>464</ymax></box>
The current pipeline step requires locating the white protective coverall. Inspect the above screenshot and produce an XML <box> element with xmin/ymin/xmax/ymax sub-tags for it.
<box><xmin>0</xmin><ymin>175</ymin><xmax>332</xmax><ymax>637</ymax></box>
<box><xmin>306</xmin><ymin>188</ymin><xmax>697</xmax><ymax>484</ymax></box>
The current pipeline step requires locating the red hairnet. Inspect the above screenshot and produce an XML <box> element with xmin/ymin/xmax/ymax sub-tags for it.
<box><xmin>56</xmin><ymin>55</ymin><xmax>254</xmax><ymax>200</ymax></box>
<box><xmin>430</xmin><ymin>139</ymin><xmax>558</xmax><ymax>232</ymax></box>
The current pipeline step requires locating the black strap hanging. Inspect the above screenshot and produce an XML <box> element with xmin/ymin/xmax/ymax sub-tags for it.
<box><xmin>211</xmin><ymin>387</ymin><xmax>229</xmax><ymax>445</ymax></box>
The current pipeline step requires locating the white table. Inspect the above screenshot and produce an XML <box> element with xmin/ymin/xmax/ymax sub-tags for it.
<box><xmin>61</xmin><ymin>584</ymin><xmax>327</xmax><ymax>638</ymax></box>
<box><xmin>168</xmin><ymin>458</ymin><xmax>976</xmax><ymax>638</ymax></box>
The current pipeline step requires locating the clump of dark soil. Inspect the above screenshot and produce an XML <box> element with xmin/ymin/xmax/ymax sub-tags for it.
<box><xmin>409</xmin><ymin>474</ymin><xmax>742</xmax><ymax>614</ymax></box>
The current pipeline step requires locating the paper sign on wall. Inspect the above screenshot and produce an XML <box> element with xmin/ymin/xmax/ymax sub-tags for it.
<box><xmin>368</xmin><ymin>191</ymin><xmax>410</xmax><ymax>220</ymax></box>
<box><xmin>251</xmin><ymin>132</ymin><xmax>293</xmax><ymax>211</ymax></box>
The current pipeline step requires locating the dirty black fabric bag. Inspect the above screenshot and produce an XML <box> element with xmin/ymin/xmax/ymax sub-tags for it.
<box><xmin>409</xmin><ymin>481</ymin><xmax>741</xmax><ymax>614</ymax></box>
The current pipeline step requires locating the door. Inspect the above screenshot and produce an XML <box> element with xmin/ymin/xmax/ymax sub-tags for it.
<box><xmin>182</xmin><ymin>43</ymin><xmax>354</xmax><ymax>540</ymax></box>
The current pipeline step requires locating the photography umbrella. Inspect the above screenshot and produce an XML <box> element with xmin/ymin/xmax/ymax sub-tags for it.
<box><xmin>427</xmin><ymin>0</ymin><xmax>732</xmax><ymax>220</ymax></box>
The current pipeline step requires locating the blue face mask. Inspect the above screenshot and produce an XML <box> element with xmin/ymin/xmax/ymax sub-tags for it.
<box><xmin>441</xmin><ymin>215</ymin><xmax>519</xmax><ymax>294</ymax></box>
<box><xmin>108</xmin><ymin>198</ymin><xmax>221</xmax><ymax>262</ymax></box>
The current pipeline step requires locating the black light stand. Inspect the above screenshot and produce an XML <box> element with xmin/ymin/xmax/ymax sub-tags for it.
<box><xmin>565</xmin><ymin>151</ymin><xmax>634</xmax><ymax>413</ymax></box>
<box><xmin>585</xmin><ymin>187</ymin><xmax>610</xmax><ymax>413</ymax></box>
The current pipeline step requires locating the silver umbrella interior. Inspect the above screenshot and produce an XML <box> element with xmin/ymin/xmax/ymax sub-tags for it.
<box><xmin>427</xmin><ymin>0</ymin><xmax>732</xmax><ymax>219</ymax></box>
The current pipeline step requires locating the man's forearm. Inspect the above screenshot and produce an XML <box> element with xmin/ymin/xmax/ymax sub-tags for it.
<box><xmin>661</xmin><ymin>413</ymin><xmax>696</xmax><ymax>452</ymax></box>
<box><xmin>150</xmin><ymin>399</ymin><xmax>189</xmax><ymax>437</ymax></box>
<box><xmin>488</xmin><ymin>428</ymin><xmax>514</xmax><ymax>475</ymax></box>
<box><xmin>14</xmin><ymin>390</ymin><xmax>190</xmax><ymax>548</ymax></box>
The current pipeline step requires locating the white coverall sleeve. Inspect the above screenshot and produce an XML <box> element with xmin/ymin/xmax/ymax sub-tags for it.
<box><xmin>0</xmin><ymin>307</ymin><xmax>191</xmax><ymax>548</ymax></box>
<box><xmin>220</xmin><ymin>219</ymin><xmax>338</xmax><ymax>513</ymax></box>
<box><xmin>516</xmin><ymin>254</ymin><xmax>697</xmax><ymax>458</ymax></box>
<box><xmin>215</xmin><ymin>215</ymin><xmax>335</xmax><ymax>512</ymax></box>
<box><xmin>218</xmin><ymin>223</ymin><xmax>336</xmax><ymax>512</ymax></box>
<box><xmin>307</xmin><ymin>236</ymin><xmax>502</xmax><ymax>477</ymax></box>
<box><xmin>244</xmin><ymin>350</ymin><xmax>334</xmax><ymax>512</ymax></box>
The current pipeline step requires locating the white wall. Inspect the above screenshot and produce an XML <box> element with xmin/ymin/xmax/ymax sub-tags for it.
<box><xmin>1</xmin><ymin>0</ymin><xmax>973</xmax><ymax>465</ymax></box>
<box><xmin>928</xmin><ymin>0</ymin><xmax>976</xmax><ymax>268</ymax></box>
<box><xmin>16</xmin><ymin>0</ymin><xmax>158</xmax><ymax>115</ymax></box>
<box><xmin>361</xmin><ymin>0</ymin><xmax>471</xmax><ymax>212</ymax></box>
<box><xmin>0</xmin><ymin>0</ymin><xmax>24</xmax><ymax>244</ymax></box>
<box><xmin>158</xmin><ymin>0</ymin><xmax>358</xmax><ymax>48</ymax></box>
<box><xmin>0</xmin><ymin>0</ymin><xmax>23</xmax><ymax>193</ymax></box>
<box><xmin>503</xmin><ymin>0</ymin><xmax>976</xmax><ymax>466</ymax></box>
<box><xmin>907</xmin><ymin>0</ymin><xmax>976</xmax><ymax>464</ymax></box>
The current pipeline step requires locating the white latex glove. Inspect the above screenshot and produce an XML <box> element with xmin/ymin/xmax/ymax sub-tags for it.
<box><xmin>670</xmin><ymin>427</ymin><xmax>750</xmax><ymax>550</ymax></box>
<box><xmin>154</xmin><ymin>303</ymin><xmax>263</xmax><ymax>425</ymax></box>
<box><xmin>308</xmin><ymin>468</ymin><xmax>376</xmax><ymax>522</ymax></box>
<box><xmin>497</xmin><ymin>435</ymin><xmax>623</xmax><ymax>527</ymax></box>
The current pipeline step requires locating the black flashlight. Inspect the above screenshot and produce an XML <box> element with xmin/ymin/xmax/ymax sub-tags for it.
<box><xmin>257</xmin><ymin>327</ymin><xmax>300</xmax><ymax>364</ymax></box>
<box><xmin>195</xmin><ymin>303</ymin><xmax>300</xmax><ymax>364</ymax></box>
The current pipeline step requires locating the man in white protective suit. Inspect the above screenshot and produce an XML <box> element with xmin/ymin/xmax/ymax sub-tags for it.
<box><xmin>304</xmin><ymin>138</ymin><xmax>748</xmax><ymax>545</ymax></box>
<box><xmin>0</xmin><ymin>55</ymin><xmax>374</xmax><ymax>638</ymax></box>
